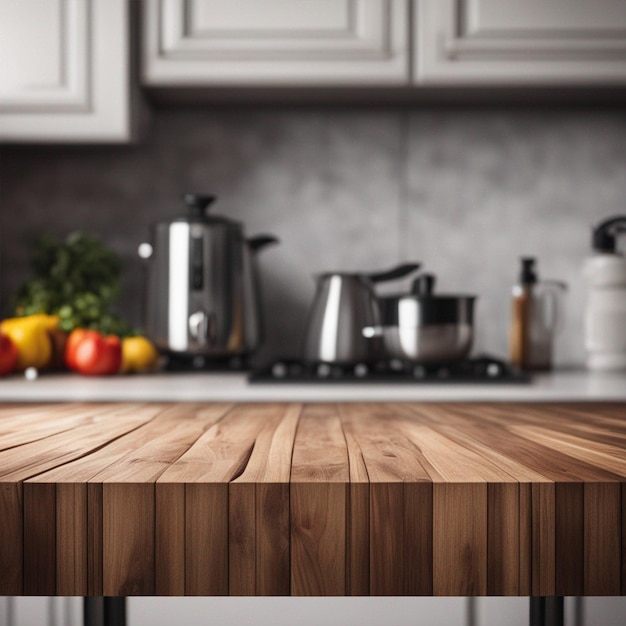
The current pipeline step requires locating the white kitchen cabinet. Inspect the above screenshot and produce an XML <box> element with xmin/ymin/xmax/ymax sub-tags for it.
<box><xmin>0</xmin><ymin>597</ymin><xmax>82</xmax><ymax>626</ymax></box>
<box><xmin>415</xmin><ymin>0</ymin><xmax>626</xmax><ymax>85</ymax></box>
<box><xmin>0</xmin><ymin>0</ymin><xmax>136</xmax><ymax>143</ymax></box>
<box><xmin>128</xmin><ymin>597</ymin><xmax>467</xmax><ymax>626</ymax></box>
<box><xmin>143</xmin><ymin>0</ymin><xmax>409</xmax><ymax>86</ymax></box>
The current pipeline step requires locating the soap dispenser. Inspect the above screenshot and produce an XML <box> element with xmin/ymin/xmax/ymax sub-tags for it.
<box><xmin>509</xmin><ymin>258</ymin><xmax>566</xmax><ymax>371</ymax></box>
<box><xmin>584</xmin><ymin>215</ymin><xmax>626</xmax><ymax>371</ymax></box>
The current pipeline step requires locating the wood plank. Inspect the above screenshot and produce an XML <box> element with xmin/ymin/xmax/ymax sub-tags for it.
<box><xmin>87</xmin><ymin>483</ymin><xmax>103</xmax><ymax>596</ymax></box>
<box><xmin>103</xmin><ymin>483</ymin><xmax>154</xmax><ymax>595</ymax></box>
<box><xmin>0</xmin><ymin>405</ymin><xmax>112</xmax><ymax>451</ymax></box>
<box><xmin>341</xmin><ymin>404</ymin><xmax>432</xmax><ymax>596</ymax></box>
<box><xmin>339</xmin><ymin>406</ymin><xmax>370</xmax><ymax>597</ymax></box>
<box><xmin>23</xmin><ymin>482</ymin><xmax>56</xmax><ymax>595</ymax></box>
<box><xmin>30</xmin><ymin>404</ymin><xmax>229</xmax><ymax>484</ymax></box>
<box><xmin>186</xmin><ymin>483</ymin><xmax>228</xmax><ymax>595</ymax></box>
<box><xmin>621</xmin><ymin>482</ymin><xmax>626</xmax><ymax>596</ymax></box>
<box><xmin>94</xmin><ymin>404</ymin><xmax>232</xmax><ymax>483</ymax></box>
<box><xmin>43</xmin><ymin>404</ymin><xmax>228</xmax><ymax>598</ymax></box>
<box><xmin>255</xmin><ymin>482</ymin><xmax>290</xmax><ymax>596</ymax></box>
<box><xmin>340</xmin><ymin>404</ymin><xmax>431</xmax><ymax>482</ymax></box>
<box><xmin>487</xmin><ymin>483</ymin><xmax>519</xmax><ymax>595</ymax></box>
<box><xmin>230</xmin><ymin>404</ymin><xmax>300</xmax><ymax>596</ymax></box>
<box><xmin>229</xmin><ymin>481</ymin><xmax>256</xmax><ymax>596</ymax></box>
<box><xmin>403</xmin><ymin>482</ymin><xmax>433</xmax><ymax>596</ymax></box>
<box><xmin>0</xmin><ymin>404</ymin><xmax>163</xmax><ymax>482</ymax></box>
<box><xmin>433</xmin><ymin>482</ymin><xmax>487</xmax><ymax>595</ymax></box>
<box><xmin>397</xmin><ymin>408</ymin><xmax>517</xmax><ymax>484</ymax></box>
<box><xmin>622</xmin><ymin>482</ymin><xmax>626</xmax><ymax>596</ymax></box>
<box><xmin>159</xmin><ymin>404</ymin><xmax>278</xmax><ymax>483</ymax></box>
<box><xmin>346</xmin><ymin>481</ymin><xmax>369</xmax><ymax>596</ymax></box>
<box><xmin>291</xmin><ymin>482</ymin><xmax>346</xmax><ymax>595</ymax></box>
<box><xmin>158</xmin><ymin>404</ymin><xmax>282</xmax><ymax>596</ymax></box>
<box><xmin>155</xmin><ymin>483</ymin><xmax>185</xmax><ymax>596</ymax></box>
<box><xmin>584</xmin><ymin>482</ymin><xmax>621</xmax><ymax>595</ymax></box>
<box><xmin>369</xmin><ymin>482</ymin><xmax>433</xmax><ymax>595</ymax></box>
<box><xmin>526</xmin><ymin>405</ymin><xmax>626</xmax><ymax>448</ymax></box>
<box><xmin>0</xmin><ymin>403</ymin><xmax>91</xmax><ymax>431</ymax></box>
<box><xmin>555</xmin><ymin>482</ymin><xmax>584</xmax><ymax>596</ymax></box>
<box><xmin>32</xmin><ymin>404</ymin><xmax>231</xmax><ymax>597</ymax></box>
<box><xmin>235</xmin><ymin>404</ymin><xmax>301</xmax><ymax>483</ymax></box>
<box><xmin>441</xmin><ymin>405</ymin><xmax>620</xmax><ymax>483</ymax></box>
<box><xmin>510</xmin><ymin>424</ymin><xmax>626</xmax><ymax>477</ymax></box>
<box><xmin>291</xmin><ymin>404</ymin><xmax>348</xmax><ymax>596</ymax></box>
<box><xmin>408</xmin><ymin>405</ymin><xmax>549</xmax><ymax>483</ymax></box>
<box><xmin>56</xmin><ymin>483</ymin><xmax>87</xmax><ymax>595</ymax></box>
<box><xmin>370</xmin><ymin>482</ymin><xmax>404</xmax><ymax>596</ymax></box>
<box><xmin>290</xmin><ymin>404</ymin><xmax>349</xmax><ymax>483</ymax></box>
<box><xmin>531</xmin><ymin>482</ymin><xmax>555</xmax><ymax>596</ymax></box>
<box><xmin>519</xmin><ymin>482</ymin><xmax>532</xmax><ymax>596</ymax></box>
<box><xmin>0</xmin><ymin>482</ymin><xmax>22</xmax><ymax>594</ymax></box>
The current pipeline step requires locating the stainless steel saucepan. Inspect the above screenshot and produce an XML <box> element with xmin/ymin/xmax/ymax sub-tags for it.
<box><xmin>363</xmin><ymin>274</ymin><xmax>477</xmax><ymax>363</ymax></box>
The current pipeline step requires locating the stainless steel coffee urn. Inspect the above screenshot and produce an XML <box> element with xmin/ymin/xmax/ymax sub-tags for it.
<box><xmin>139</xmin><ymin>194</ymin><xmax>278</xmax><ymax>359</ymax></box>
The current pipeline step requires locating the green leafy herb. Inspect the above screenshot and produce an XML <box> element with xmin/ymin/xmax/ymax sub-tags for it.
<box><xmin>14</xmin><ymin>232</ymin><xmax>133</xmax><ymax>336</ymax></box>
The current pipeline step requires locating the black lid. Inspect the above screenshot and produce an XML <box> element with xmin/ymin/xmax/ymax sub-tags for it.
<box><xmin>519</xmin><ymin>257</ymin><xmax>537</xmax><ymax>284</ymax></box>
<box><xmin>174</xmin><ymin>193</ymin><xmax>241</xmax><ymax>227</ymax></box>
<box><xmin>592</xmin><ymin>215</ymin><xmax>626</xmax><ymax>253</ymax></box>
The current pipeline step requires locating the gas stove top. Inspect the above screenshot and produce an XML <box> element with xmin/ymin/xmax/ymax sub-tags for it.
<box><xmin>248</xmin><ymin>355</ymin><xmax>530</xmax><ymax>384</ymax></box>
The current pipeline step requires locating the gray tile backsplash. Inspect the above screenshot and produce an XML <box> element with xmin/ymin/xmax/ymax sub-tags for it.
<box><xmin>1</xmin><ymin>108</ymin><xmax>625</xmax><ymax>365</ymax></box>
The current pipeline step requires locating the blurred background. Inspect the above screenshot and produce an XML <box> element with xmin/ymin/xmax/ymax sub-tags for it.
<box><xmin>1</xmin><ymin>0</ymin><xmax>626</xmax><ymax>368</ymax></box>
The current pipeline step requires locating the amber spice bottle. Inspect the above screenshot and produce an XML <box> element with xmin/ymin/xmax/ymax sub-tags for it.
<box><xmin>509</xmin><ymin>258</ymin><xmax>536</xmax><ymax>369</ymax></box>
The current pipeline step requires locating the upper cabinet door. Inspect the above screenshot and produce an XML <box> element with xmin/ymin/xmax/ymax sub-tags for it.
<box><xmin>416</xmin><ymin>0</ymin><xmax>626</xmax><ymax>84</ymax></box>
<box><xmin>144</xmin><ymin>0</ymin><xmax>409</xmax><ymax>85</ymax></box>
<box><xmin>0</xmin><ymin>0</ymin><xmax>134</xmax><ymax>143</ymax></box>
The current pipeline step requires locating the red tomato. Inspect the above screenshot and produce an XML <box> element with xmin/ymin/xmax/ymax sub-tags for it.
<box><xmin>65</xmin><ymin>329</ymin><xmax>122</xmax><ymax>376</ymax></box>
<box><xmin>0</xmin><ymin>332</ymin><xmax>19</xmax><ymax>375</ymax></box>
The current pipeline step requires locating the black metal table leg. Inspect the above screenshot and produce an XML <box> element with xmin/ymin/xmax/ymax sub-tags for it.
<box><xmin>530</xmin><ymin>597</ymin><xmax>564</xmax><ymax>626</ymax></box>
<box><xmin>84</xmin><ymin>597</ymin><xmax>126</xmax><ymax>626</ymax></box>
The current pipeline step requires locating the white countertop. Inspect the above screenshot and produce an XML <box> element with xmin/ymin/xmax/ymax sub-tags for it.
<box><xmin>0</xmin><ymin>370</ymin><xmax>625</xmax><ymax>403</ymax></box>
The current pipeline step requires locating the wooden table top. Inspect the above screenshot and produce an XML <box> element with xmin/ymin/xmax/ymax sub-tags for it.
<box><xmin>0</xmin><ymin>402</ymin><xmax>624</xmax><ymax>598</ymax></box>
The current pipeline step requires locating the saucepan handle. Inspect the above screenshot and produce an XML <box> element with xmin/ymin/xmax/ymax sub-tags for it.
<box><xmin>248</xmin><ymin>234</ymin><xmax>280</xmax><ymax>252</ymax></box>
<box><xmin>367</xmin><ymin>262</ymin><xmax>421</xmax><ymax>283</ymax></box>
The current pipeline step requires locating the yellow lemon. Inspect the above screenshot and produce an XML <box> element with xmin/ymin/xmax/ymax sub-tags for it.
<box><xmin>120</xmin><ymin>336</ymin><xmax>159</xmax><ymax>373</ymax></box>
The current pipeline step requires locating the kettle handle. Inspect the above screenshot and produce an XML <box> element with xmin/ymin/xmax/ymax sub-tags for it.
<box><xmin>367</xmin><ymin>262</ymin><xmax>421</xmax><ymax>283</ymax></box>
<box><xmin>183</xmin><ymin>193</ymin><xmax>217</xmax><ymax>217</ymax></box>
<box><xmin>248</xmin><ymin>234</ymin><xmax>279</xmax><ymax>252</ymax></box>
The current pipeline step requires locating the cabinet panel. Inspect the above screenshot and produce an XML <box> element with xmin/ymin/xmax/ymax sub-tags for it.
<box><xmin>0</xmin><ymin>0</ymin><xmax>88</xmax><ymax>111</ymax></box>
<box><xmin>416</xmin><ymin>0</ymin><xmax>626</xmax><ymax>85</ymax></box>
<box><xmin>144</xmin><ymin>0</ymin><xmax>409</xmax><ymax>85</ymax></box>
<box><xmin>0</xmin><ymin>0</ymin><xmax>134</xmax><ymax>143</ymax></box>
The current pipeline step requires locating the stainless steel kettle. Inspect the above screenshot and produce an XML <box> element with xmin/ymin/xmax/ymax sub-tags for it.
<box><xmin>302</xmin><ymin>263</ymin><xmax>420</xmax><ymax>363</ymax></box>
<box><xmin>139</xmin><ymin>194</ymin><xmax>278</xmax><ymax>357</ymax></box>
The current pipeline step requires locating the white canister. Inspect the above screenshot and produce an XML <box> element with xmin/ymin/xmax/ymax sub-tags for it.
<box><xmin>584</xmin><ymin>216</ymin><xmax>626</xmax><ymax>371</ymax></box>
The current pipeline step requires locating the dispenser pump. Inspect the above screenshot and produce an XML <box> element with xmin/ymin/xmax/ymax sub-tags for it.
<box><xmin>519</xmin><ymin>257</ymin><xmax>537</xmax><ymax>285</ymax></box>
<box><xmin>592</xmin><ymin>215</ymin><xmax>626</xmax><ymax>253</ymax></box>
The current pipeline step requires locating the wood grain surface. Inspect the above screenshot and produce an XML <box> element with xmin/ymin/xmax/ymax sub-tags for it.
<box><xmin>0</xmin><ymin>401</ymin><xmax>624</xmax><ymax>596</ymax></box>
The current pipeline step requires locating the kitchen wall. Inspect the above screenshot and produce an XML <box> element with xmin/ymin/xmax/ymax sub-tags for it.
<box><xmin>1</xmin><ymin>107</ymin><xmax>625</xmax><ymax>365</ymax></box>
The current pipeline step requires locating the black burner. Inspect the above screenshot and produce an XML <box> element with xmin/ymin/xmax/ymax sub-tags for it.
<box><xmin>249</xmin><ymin>355</ymin><xmax>530</xmax><ymax>384</ymax></box>
<box><xmin>166</xmin><ymin>353</ymin><xmax>250</xmax><ymax>372</ymax></box>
